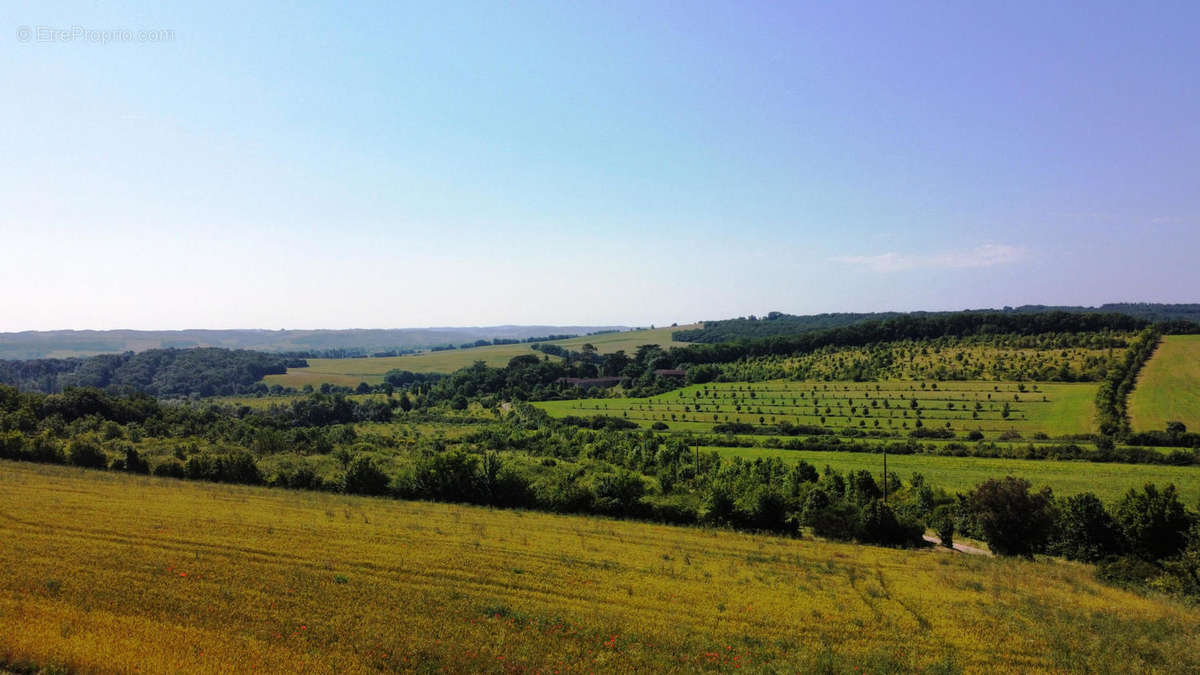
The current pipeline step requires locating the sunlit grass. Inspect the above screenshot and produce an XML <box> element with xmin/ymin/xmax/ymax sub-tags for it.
<box><xmin>708</xmin><ymin>445</ymin><xmax>1200</xmax><ymax>503</ymax></box>
<box><xmin>537</xmin><ymin>380</ymin><xmax>1100</xmax><ymax>436</ymax></box>
<box><xmin>3</xmin><ymin>461</ymin><xmax>1199</xmax><ymax>673</ymax></box>
<box><xmin>1130</xmin><ymin>335</ymin><xmax>1200</xmax><ymax>432</ymax></box>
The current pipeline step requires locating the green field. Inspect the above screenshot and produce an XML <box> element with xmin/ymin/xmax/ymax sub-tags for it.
<box><xmin>1130</xmin><ymin>335</ymin><xmax>1200</xmax><ymax>432</ymax></box>
<box><xmin>4</xmin><ymin>461</ymin><xmax>1200</xmax><ymax>673</ymax></box>
<box><xmin>708</xmin><ymin>445</ymin><xmax>1200</xmax><ymax>503</ymax></box>
<box><xmin>263</xmin><ymin>325</ymin><xmax>694</xmax><ymax>387</ymax></box>
<box><xmin>537</xmin><ymin>380</ymin><xmax>1100</xmax><ymax>437</ymax></box>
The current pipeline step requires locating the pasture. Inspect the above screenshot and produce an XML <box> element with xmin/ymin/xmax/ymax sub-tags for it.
<box><xmin>708</xmin><ymin>446</ymin><xmax>1200</xmax><ymax>503</ymax></box>
<box><xmin>262</xmin><ymin>325</ymin><xmax>694</xmax><ymax>387</ymax></box>
<box><xmin>3</xmin><ymin>461</ymin><xmax>1199</xmax><ymax>673</ymax></box>
<box><xmin>1130</xmin><ymin>335</ymin><xmax>1200</xmax><ymax>432</ymax></box>
<box><xmin>537</xmin><ymin>380</ymin><xmax>1100</xmax><ymax>437</ymax></box>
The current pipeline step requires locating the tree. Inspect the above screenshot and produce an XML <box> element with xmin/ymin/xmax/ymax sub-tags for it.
<box><xmin>1115</xmin><ymin>484</ymin><xmax>1194</xmax><ymax>561</ymax></box>
<box><xmin>68</xmin><ymin>438</ymin><xmax>108</xmax><ymax>469</ymax></box>
<box><xmin>398</xmin><ymin>393</ymin><xmax>413</xmax><ymax>412</ymax></box>
<box><xmin>968</xmin><ymin>476</ymin><xmax>1056</xmax><ymax>557</ymax></box>
<box><xmin>1052</xmin><ymin>492</ymin><xmax>1123</xmax><ymax>562</ymax></box>
<box><xmin>343</xmin><ymin>456</ymin><xmax>391</xmax><ymax>496</ymax></box>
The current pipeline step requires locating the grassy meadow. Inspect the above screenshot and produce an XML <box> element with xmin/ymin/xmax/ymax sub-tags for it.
<box><xmin>4</xmin><ymin>461</ymin><xmax>1200</xmax><ymax>673</ymax></box>
<box><xmin>262</xmin><ymin>325</ymin><xmax>694</xmax><ymax>388</ymax></box>
<box><xmin>708</xmin><ymin>446</ymin><xmax>1200</xmax><ymax>503</ymax></box>
<box><xmin>1130</xmin><ymin>335</ymin><xmax>1200</xmax><ymax>432</ymax></box>
<box><xmin>536</xmin><ymin>380</ymin><xmax>1100</xmax><ymax>437</ymax></box>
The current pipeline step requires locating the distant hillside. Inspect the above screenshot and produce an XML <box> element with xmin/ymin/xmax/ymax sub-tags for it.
<box><xmin>0</xmin><ymin>348</ymin><xmax>299</xmax><ymax>397</ymax></box>
<box><xmin>0</xmin><ymin>326</ymin><xmax>626</xmax><ymax>360</ymax></box>
<box><xmin>674</xmin><ymin>304</ymin><xmax>1200</xmax><ymax>343</ymax></box>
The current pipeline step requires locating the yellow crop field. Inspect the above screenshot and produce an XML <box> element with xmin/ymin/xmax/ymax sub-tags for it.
<box><xmin>3</xmin><ymin>461</ymin><xmax>1200</xmax><ymax>673</ymax></box>
<box><xmin>262</xmin><ymin>325</ymin><xmax>695</xmax><ymax>387</ymax></box>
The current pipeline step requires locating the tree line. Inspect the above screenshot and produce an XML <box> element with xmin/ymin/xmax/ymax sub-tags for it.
<box><xmin>0</xmin><ymin>348</ymin><xmax>304</xmax><ymax>397</ymax></box>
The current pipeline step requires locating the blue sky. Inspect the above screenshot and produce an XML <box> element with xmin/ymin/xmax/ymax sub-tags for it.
<box><xmin>2</xmin><ymin>1</ymin><xmax>1197</xmax><ymax>330</ymax></box>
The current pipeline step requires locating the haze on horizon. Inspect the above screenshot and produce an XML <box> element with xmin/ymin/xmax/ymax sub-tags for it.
<box><xmin>2</xmin><ymin>1</ymin><xmax>1198</xmax><ymax>332</ymax></box>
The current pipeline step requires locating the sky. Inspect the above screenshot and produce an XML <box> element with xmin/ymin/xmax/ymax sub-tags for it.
<box><xmin>1</xmin><ymin>1</ymin><xmax>1198</xmax><ymax>331</ymax></box>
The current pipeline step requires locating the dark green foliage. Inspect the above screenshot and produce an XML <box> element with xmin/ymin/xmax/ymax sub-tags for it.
<box><xmin>673</xmin><ymin>311</ymin><xmax>1151</xmax><ymax>352</ymax></box>
<box><xmin>413</xmin><ymin>450</ymin><xmax>479</xmax><ymax>501</ymax></box>
<box><xmin>1097</xmin><ymin>556</ymin><xmax>1163</xmax><ymax>587</ymax></box>
<box><xmin>933</xmin><ymin>504</ymin><xmax>955</xmax><ymax>548</ymax></box>
<box><xmin>122</xmin><ymin>446</ymin><xmax>150</xmax><ymax>474</ymax></box>
<box><xmin>343</xmin><ymin>456</ymin><xmax>391</xmax><ymax>496</ymax></box>
<box><xmin>591</xmin><ymin>470</ymin><xmax>647</xmax><ymax>517</ymax></box>
<box><xmin>153</xmin><ymin>460</ymin><xmax>185</xmax><ymax>479</ymax></box>
<box><xmin>737</xmin><ymin>487</ymin><xmax>793</xmax><ymax>533</ymax></box>
<box><xmin>1115</xmin><ymin>484</ymin><xmax>1194</xmax><ymax>561</ymax></box>
<box><xmin>1095</xmin><ymin>328</ymin><xmax>1159</xmax><ymax>437</ymax></box>
<box><xmin>857</xmin><ymin>499</ymin><xmax>923</xmax><ymax>547</ymax></box>
<box><xmin>184</xmin><ymin>452</ymin><xmax>264</xmax><ymax>485</ymax></box>
<box><xmin>67</xmin><ymin>438</ymin><xmax>108</xmax><ymax>469</ymax></box>
<box><xmin>967</xmin><ymin>476</ymin><xmax>1057</xmax><ymax>557</ymax></box>
<box><xmin>0</xmin><ymin>348</ymin><xmax>296</xmax><ymax>397</ymax></box>
<box><xmin>1051</xmin><ymin>493</ymin><xmax>1124</xmax><ymax>562</ymax></box>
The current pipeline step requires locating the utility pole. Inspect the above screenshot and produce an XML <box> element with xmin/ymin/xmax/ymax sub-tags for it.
<box><xmin>882</xmin><ymin>446</ymin><xmax>888</xmax><ymax>503</ymax></box>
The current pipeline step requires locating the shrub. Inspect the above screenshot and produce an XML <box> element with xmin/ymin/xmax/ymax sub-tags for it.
<box><xmin>1052</xmin><ymin>492</ymin><xmax>1124</xmax><ymax>562</ymax></box>
<box><xmin>122</xmin><ymin>446</ymin><xmax>150</xmax><ymax>474</ymax></box>
<box><xmin>933</xmin><ymin>504</ymin><xmax>955</xmax><ymax>548</ymax></box>
<box><xmin>343</xmin><ymin>456</ymin><xmax>392</xmax><ymax>496</ymax></box>
<box><xmin>592</xmin><ymin>470</ymin><xmax>647</xmax><ymax>518</ymax></box>
<box><xmin>650</xmin><ymin>421</ymin><xmax>669</xmax><ymax>431</ymax></box>
<box><xmin>153</xmin><ymin>460</ymin><xmax>185</xmax><ymax>479</ymax></box>
<box><xmin>68</xmin><ymin>438</ymin><xmax>108</xmax><ymax>469</ymax></box>
<box><xmin>857</xmin><ymin>499</ymin><xmax>923</xmax><ymax>547</ymax></box>
<box><xmin>738</xmin><ymin>487</ymin><xmax>793</xmax><ymax>534</ymax></box>
<box><xmin>1115</xmin><ymin>484</ymin><xmax>1193</xmax><ymax>561</ymax></box>
<box><xmin>1097</xmin><ymin>555</ymin><xmax>1161</xmax><ymax>587</ymax></box>
<box><xmin>967</xmin><ymin>476</ymin><xmax>1056</xmax><ymax>557</ymax></box>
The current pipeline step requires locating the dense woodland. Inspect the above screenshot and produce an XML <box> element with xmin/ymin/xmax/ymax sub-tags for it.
<box><xmin>675</xmin><ymin>305</ymin><xmax>1200</xmax><ymax>343</ymax></box>
<box><xmin>0</xmin><ymin>349</ymin><xmax>303</xmax><ymax>397</ymax></box>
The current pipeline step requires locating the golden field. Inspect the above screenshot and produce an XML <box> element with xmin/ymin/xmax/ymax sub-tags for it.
<box><xmin>2</xmin><ymin>461</ymin><xmax>1199</xmax><ymax>673</ymax></box>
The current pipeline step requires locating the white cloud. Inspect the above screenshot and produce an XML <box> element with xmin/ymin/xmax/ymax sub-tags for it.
<box><xmin>832</xmin><ymin>243</ymin><xmax>1026</xmax><ymax>273</ymax></box>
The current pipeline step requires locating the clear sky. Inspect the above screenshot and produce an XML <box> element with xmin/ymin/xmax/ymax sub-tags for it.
<box><xmin>2</xmin><ymin>1</ymin><xmax>1197</xmax><ymax>331</ymax></box>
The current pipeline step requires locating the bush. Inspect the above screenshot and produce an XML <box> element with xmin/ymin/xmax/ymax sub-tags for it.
<box><xmin>67</xmin><ymin>438</ymin><xmax>108</xmax><ymax>469</ymax></box>
<box><xmin>967</xmin><ymin>476</ymin><xmax>1056</xmax><ymax>557</ymax></box>
<box><xmin>933</xmin><ymin>505</ymin><xmax>955</xmax><ymax>548</ymax></box>
<box><xmin>1097</xmin><ymin>555</ymin><xmax>1162</xmax><ymax>587</ymax></box>
<box><xmin>1115</xmin><ymin>484</ymin><xmax>1193</xmax><ymax>561</ymax></box>
<box><xmin>122</xmin><ymin>446</ymin><xmax>150</xmax><ymax>474</ymax></box>
<box><xmin>343</xmin><ymin>456</ymin><xmax>392</xmax><ymax>496</ymax></box>
<box><xmin>650</xmin><ymin>421</ymin><xmax>669</xmax><ymax>431</ymax></box>
<box><xmin>591</xmin><ymin>470</ymin><xmax>647</xmax><ymax>518</ymax></box>
<box><xmin>738</xmin><ymin>487</ymin><xmax>793</xmax><ymax>534</ymax></box>
<box><xmin>153</xmin><ymin>460</ymin><xmax>186</xmax><ymax>479</ymax></box>
<box><xmin>857</xmin><ymin>499</ymin><xmax>923</xmax><ymax>547</ymax></box>
<box><xmin>1052</xmin><ymin>492</ymin><xmax>1123</xmax><ymax>562</ymax></box>
<box><xmin>648</xmin><ymin>496</ymin><xmax>700</xmax><ymax>525</ymax></box>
